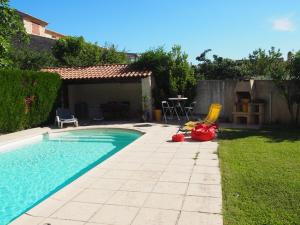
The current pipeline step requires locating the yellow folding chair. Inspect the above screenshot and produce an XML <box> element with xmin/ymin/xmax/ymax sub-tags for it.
<box><xmin>178</xmin><ymin>103</ymin><xmax>222</xmax><ymax>133</ymax></box>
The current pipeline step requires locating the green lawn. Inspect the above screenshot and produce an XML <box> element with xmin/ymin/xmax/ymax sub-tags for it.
<box><xmin>218</xmin><ymin>128</ymin><xmax>300</xmax><ymax>225</ymax></box>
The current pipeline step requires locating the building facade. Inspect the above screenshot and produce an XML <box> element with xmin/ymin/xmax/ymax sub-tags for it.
<box><xmin>17</xmin><ymin>10</ymin><xmax>64</xmax><ymax>39</ymax></box>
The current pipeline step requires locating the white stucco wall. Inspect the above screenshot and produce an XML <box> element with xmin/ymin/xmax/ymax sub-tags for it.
<box><xmin>22</xmin><ymin>19</ymin><xmax>54</xmax><ymax>39</ymax></box>
<box><xmin>23</xmin><ymin>20</ymin><xmax>32</xmax><ymax>34</ymax></box>
<box><xmin>67</xmin><ymin>82</ymin><xmax>143</xmax><ymax>118</ymax></box>
<box><xmin>141</xmin><ymin>76</ymin><xmax>153</xmax><ymax>118</ymax></box>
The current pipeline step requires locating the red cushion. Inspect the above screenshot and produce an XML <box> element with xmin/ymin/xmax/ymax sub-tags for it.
<box><xmin>195</xmin><ymin>123</ymin><xmax>218</xmax><ymax>130</ymax></box>
<box><xmin>191</xmin><ymin>126</ymin><xmax>216</xmax><ymax>141</ymax></box>
<box><xmin>172</xmin><ymin>133</ymin><xmax>185</xmax><ymax>142</ymax></box>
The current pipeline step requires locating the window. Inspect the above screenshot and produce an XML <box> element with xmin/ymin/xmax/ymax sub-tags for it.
<box><xmin>32</xmin><ymin>23</ymin><xmax>40</xmax><ymax>35</ymax></box>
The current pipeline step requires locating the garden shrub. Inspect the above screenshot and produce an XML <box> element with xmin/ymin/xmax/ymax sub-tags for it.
<box><xmin>0</xmin><ymin>69</ymin><xmax>61</xmax><ymax>133</ymax></box>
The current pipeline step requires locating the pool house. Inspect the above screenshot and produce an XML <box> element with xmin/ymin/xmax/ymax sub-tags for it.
<box><xmin>43</xmin><ymin>64</ymin><xmax>152</xmax><ymax>121</ymax></box>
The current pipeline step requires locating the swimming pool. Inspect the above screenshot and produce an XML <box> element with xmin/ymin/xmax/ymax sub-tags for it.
<box><xmin>0</xmin><ymin>128</ymin><xmax>141</xmax><ymax>225</ymax></box>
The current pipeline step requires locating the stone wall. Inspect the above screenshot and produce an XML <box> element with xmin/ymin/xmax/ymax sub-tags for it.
<box><xmin>194</xmin><ymin>80</ymin><xmax>299</xmax><ymax>124</ymax></box>
<box><xmin>13</xmin><ymin>34</ymin><xmax>56</xmax><ymax>52</ymax></box>
<box><xmin>28</xmin><ymin>35</ymin><xmax>57</xmax><ymax>52</ymax></box>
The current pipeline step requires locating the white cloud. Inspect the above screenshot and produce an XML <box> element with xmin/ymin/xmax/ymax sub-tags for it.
<box><xmin>272</xmin><ymin>17</ymin><xmax>295</xmax><ymax>32</ymax></box>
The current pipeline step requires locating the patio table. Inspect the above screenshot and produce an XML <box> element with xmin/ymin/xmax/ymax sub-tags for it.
<box><xmin>168</xmin><ymin>97</ymin><xmax>188</xmax><ymax>120</ymax></box>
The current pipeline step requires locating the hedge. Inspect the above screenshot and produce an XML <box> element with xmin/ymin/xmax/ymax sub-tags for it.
<box><xmin>0</xmin><ymin>69</ymin><xmax>61</xmax><ymax>133</ymax></box>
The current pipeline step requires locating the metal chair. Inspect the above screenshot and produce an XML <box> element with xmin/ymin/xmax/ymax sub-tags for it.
<box><xmin>162</xmin><ymin>101</ymin><xmax>179</xmax><ymax>122</ymax></box>
<box><xmin>184</xmin><ymin>101</ymin><xmax>196</xmax><ymax>120</ymax></box>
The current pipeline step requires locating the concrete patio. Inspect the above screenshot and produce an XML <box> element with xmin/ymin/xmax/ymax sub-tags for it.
<box><xmin>8</xmin><ymin>123</ymin><xmax>223</xmax><ymax>225</ymax></box>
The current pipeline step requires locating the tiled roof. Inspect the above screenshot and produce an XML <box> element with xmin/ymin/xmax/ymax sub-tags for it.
<box><xmin>42</xmin><ymin>64</ymin><xmax>152</xmax><ymax>80</ymax></box>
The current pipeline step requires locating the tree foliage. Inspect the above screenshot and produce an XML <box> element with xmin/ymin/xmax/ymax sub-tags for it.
<box><xmin>0</xmin><ymin>0</ymin><xmax>27</xmax><ymax>68</ymax></box>
<box><xmin>134</xmin><ymin>45</ymin><xmax>197</xmax><ymax>108</ymax></box>
<box><xmin>10</xmin><ymin>47</ymin><xmax>56</xmax><ymax>70</ymax></box>
<box><xmin>0</xmin><ymin>69</ymin><xmax>61</xmax><ymax>132</ymax></box>
<box><xmin>246</xmin><ymin>47</ymin><xmax>300</xmax><ymax>124</ymax></box>
<box><xmin>195</xmin><ymin>50</ymin><xmax>250</xmax><ymax>80</ymax></box>
<box><xmin>195</xmin><ymin>47</ymin><xmax>300</xmax><ymax>124</ymax></box>
<box><xmin>247</xmin><ymin>47</ymin><xmax>284</xmax><ymax>78</ymax></box>
<box><xmin>52</xmin><ymin>36</ymin><xmax>128</xmax><ymax>67</ymax></box>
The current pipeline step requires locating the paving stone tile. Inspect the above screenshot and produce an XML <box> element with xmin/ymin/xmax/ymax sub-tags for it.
<box><xmin>153</xmin><ymin>182</ymin><xmax>188</xmax><ymax>195</ymax></box>
<box><xmin>190</xmin><ymin>173</ymin><xmax>221</xmax><ymax>184</ymax></box>
<box><xmin>89</xmin><ymin>204</ymin><xmax>139</xmax><ymax>225</ymax></box>
<box><xmin>196</xmin><ymin>159</ymin><xmax>219</xmax><ymax>167</ymax></box>
<box><xmin>51</xmin><ymin>202</ymin><xmax>101</xmax><ymax>221</ymax></box>
<box><xmin>193</xmin><ymin>166</ymin><xmax>220</xmax><ymax>174</ymax></box>
<box><xmin>9</xmin><ymin>215</ymin><xmax>44</xmax><ymax>225</ymax></box>
<box><xmin>27</xmin><ymin>198</ymin><xmax>64</xmax><ymax>217</ymax></box>
<box><xmin>144</xmin><ymin>193</ymin><xmax>184</xmax><ymax>210</ymax></box>
<box><xmin>130</xmin><ymin>170</ymin><xmax>162</xmax><ymax>181</ymax></box>
<box><xmin>187</xmin><ymin>184</ymin><xmax>222</xmax><ymax>197</ymax></box>
<box><xmin>182</xmin><ymin>196</ymin><xmax>222</xmax><ymax>213</ymax></box>
<box><xmin>146</xmin><ymin>157</ymin><xmax>172</xmax><ymax>164</ymax></box>
<box><xmin>159</xmin><ymin>171</ymin><xmax>191</xmax><ymax>183</ymax></box>
<box><xmin>51</xmin><ymin>185</ymin><xmax>84</xmax><ymax>202</ymax></box>
<box><xmin>197</xmin><ymin>153</ymin><xmax>218</xmax><ymax>160</ymax></box>
<box><xmin>177</xmin><ymin>211</ymin><xmax>223</xmax><ymax>225</ymax></box>
<box><xmin>156</xmin><ymin>147</ymin><xmax>178</xmax><ymax>153</ymax></box>
<box><xmin>150</xmin><ymin>152</ymin><xmax>175</xmax><ymax>159</ymax></box>
<box><xmin>120</xmin><ymin>180</ymin><xmax>156</xmax><ymax>192</ymax></box>
<box><xmin>73</xmin><ymin>189</ymin><xmax>115</xmax><ymax>204</ymax></box>
<box><xmin>168</xmin><ymin>158</ymin><xmax>196</xmax><ymax>166</ymax></box>
<box><xmin>131</xmin><ymin>208</ymin><xmax>179</xmax><ymax>225</ymax></box>
<box><xmin>165</xmin><ymin>165</ymin><xmax>194</xmax><ymax>173</ymax></box>
<box><xmin>138</xmin><ymin>163</ymin><xmax>167</xmax><ymax>171</ymax></box>
<box><xmin>90</xmin><ymin>178</ymin><xmax>125</xmax><ymax>190</ymax></box>
<box><xmin>107</xmin><ymin>191</ymin><xmax>149</xmax><ymax>207</ymax></box>
<box><xmin>173</xmin><ymin>153</ymin><xmax>196</xmax><ymax>159</ymax></box>
<box><xmin>87</xmin><ymin>222</ymin><xmax>109</xmax><ymax>225</ymax></box>
<box><xmin>112</xmin><ymin>162</ymin><xmax>143</xmax><ymax>170</ymax></box>
<box><xmin>40</xmin><ymin>218</ymin><xmax>85</xmax><ymax>225</ymax></box>
<box><xmin>85</xmin><ymin>168</ymin><xmax>108</xmax><ymax>178</ymax></box>
<box><xmin>70</xmin><ymin>176</ymin><xmax>98</xmax><ymax>188</ymax></box>
<box><xmin>102</xmin><ymin>170</ymin><xmax>133</xmax><ymax>179</ymax></box>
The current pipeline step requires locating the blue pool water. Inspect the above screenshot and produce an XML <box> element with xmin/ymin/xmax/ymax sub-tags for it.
<box><xmin>0</xmin><ymin>129</ymin><xmax>141</xmax><ymax>225</ymax></box>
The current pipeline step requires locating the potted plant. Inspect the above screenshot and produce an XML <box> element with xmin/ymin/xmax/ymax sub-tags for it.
<box><xmin>152</xmin><ymin>88</ymin><xmax>165</xmax><ymax>122</ymax></box>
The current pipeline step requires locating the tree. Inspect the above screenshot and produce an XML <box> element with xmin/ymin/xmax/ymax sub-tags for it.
<box><xmin>291</xmin><ymin>51</ymin><xmax>300</xmax><ymax>123</ymax></box>
<box><xmin>247</xmin><ymin>47</ymin><xmax>284</xmax><ymax>78</ymax></box>
<box><xmin>279</xmin><ymin>51</ymin><xmax>300</xmax><ymax>124</ymax></box>
<box><xmin>168</xmin><ymin>45</ymin><xmax>196</xmax><ymax>98</ymax></box>
<box><xmin>133</xmin><ymin>47</ymin><xmax>171</xmax><ymax>108</ymax></box>
<box><xmin>52</xmin><ymin>36</ymin><xmax>128</xmax><ymax>67</ymax></box>
<box><xmin>195</xmin><ymin>49</ymin><xmax>211</xmax><ymax>62</ymax></box>
<box><xmin>0</xmin><ymin>0</ymin><xmax>27</xmax><ymax>68</ymax></box>
<box><xmin>134</xmin><ymin>45</ymin><xmax>197</xmax><ymax>108</ymax></box>
<box><xmin>247</xmin><ymin>47</ymin><xmax>300</xmax><ymax>124</ymax></box>
<box><xmin>195</xmin><ymin>49</ymin><xmax>251</xmax><ymax>80</ymax></box>
<box><xmin>100</xmin><ymin>44</ymin><xmax>128</xmax><ymax>64</ymax></box>
<box><xmin>10</xmin><ymin>47</ymin><xmax>56</xmax><ymax>70</ymax></box>
<box><xmin>196</xmin><ymin>54</ymin><xmax>249</xmax><ymax>80</ymax></box>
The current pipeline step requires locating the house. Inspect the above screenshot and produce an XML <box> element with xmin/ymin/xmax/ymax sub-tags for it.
<box><xmin>126</xmin><ymin>53</ymin><xmax>140</xmax><ymax>62</ymax></box>
<box><xmin>14</xmin><ymin>10</ymin><xmax>64</xmax><ymax>52</ymax></box>
<box><xmin>16</xmin><ymin>10</ymin><xmax>138</xmax><ymax>61</ymax></box>
<box><xmin>17</xmin><ymin>10</ymin><xmax>64</xmax><ymax>39</ymax></box>
<box><xmin>42</xmin><ymin>64</ymin><xmax>152</xmax><ymax>120</ymax></box>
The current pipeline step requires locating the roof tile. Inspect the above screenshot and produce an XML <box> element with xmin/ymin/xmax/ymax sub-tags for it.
<box><xmin>42</xmin><ymin>64</ymin><xmax>151</xmax><ymax>80</ymax></box>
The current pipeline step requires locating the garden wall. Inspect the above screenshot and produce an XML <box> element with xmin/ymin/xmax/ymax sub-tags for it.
<box><xmin>0</xmin><ymin>70</ymin><xmax>61</xmax><ymax>133</ymax></box>
<box><xmin>194</xmin><ymin>80</ymin><xmax>298</xmax><ymax>124</ymax></box>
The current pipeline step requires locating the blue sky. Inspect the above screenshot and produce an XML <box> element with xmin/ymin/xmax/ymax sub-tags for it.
<box><xmin>11</xmin><ymin>0</ymin><xmax>300</xmax><ymax>63</ymax></box>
